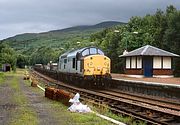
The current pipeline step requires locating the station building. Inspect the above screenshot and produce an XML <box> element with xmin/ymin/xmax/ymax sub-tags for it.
<box><xmin>119</xmin><ymin>45</ymin><xmax>179</xmax><ymax>77</ymax></box>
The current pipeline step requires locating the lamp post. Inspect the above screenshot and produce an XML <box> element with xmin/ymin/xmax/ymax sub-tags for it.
<box><xmin>76</xmin><ymin>41</ymin><xmax>81</xmax><ymax>48</ymax></box>
<box><xmin>114</xmin><ymin>30</ymin><xmax>128</xmax><ymax>50</ymax></box>
<box><xmin>133</xmin><ymin>31</ymin><xmax>140</xmax><ymax>47</ymax></box>
<box><xmin>114</xmin><ymin>30</ymin><xmax>140</xmax><ymax>51</ymax></box>
<box><xmin>114</xmin><ymin>30</ymin><xmax>120</xmax><ymax>33</ymax></box>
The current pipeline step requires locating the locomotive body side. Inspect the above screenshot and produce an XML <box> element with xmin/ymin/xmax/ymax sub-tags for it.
<box><xmin>58</xmin><ymin>50</ymin><xmax>83</xmax><ymax>75</ymax></box>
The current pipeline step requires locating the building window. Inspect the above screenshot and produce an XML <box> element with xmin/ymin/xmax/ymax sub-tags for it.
<box><xmin>153</xmin><ymin>57</ymin><xmax>161</xmax><ymax>69</ymax></box>
<box><xmin>72</xmin><ymin>58</ymin><xmax>75</xmax><ymax>68</ymax></box>
<box><xmin>131</xmin><ymin>57</ymin><xmax>136</xmax><ymax>69</ymax></box>
<box><xmin>163</xmin><ymin>57</ymin><xmax>171</xmax><ymax>69</ymax></box>
<box><xmin>126</xmin><ymin>57</ymin><xmax>130</xmax><ymax>69</ymax></box>
<box><xmin>137</xmin><ymin>57</ymin><xmax>142</xmax><ymax>68</ymax></box>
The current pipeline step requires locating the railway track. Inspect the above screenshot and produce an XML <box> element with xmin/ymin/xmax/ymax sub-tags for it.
<box><xmin>30</xmin><ymin>70</ymin><xmax>180</xmax><ymax>125</ymax></box>
<box><xmin>98</xmin><ymin>89</ymin><xmax>180</xmax><ymax>111</ymax></box>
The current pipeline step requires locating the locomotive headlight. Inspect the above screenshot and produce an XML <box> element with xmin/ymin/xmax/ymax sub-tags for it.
<box><xmin>97</xmin><ymin>67</ymin><xmax>101</xmax><ymax>71</ymax></box>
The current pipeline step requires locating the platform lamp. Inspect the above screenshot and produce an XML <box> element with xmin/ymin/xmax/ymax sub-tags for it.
<box><xmin>76</xmin><ymin>41</ymin><xmax>81</xmax><ymax>48</ymax></box>
<box><xmin>114</xmin><ymin>30</ymin><xmax>128</xmax><ymax>51</ymax></box>
<box><xmin>132</xmin><ymin>31</ymin><xmax>140</xmax><ymax>48</ymax></box>
<box><xmin>114</xmin><ymin>30</ymin><xmax>140</xmax><ymax>50</ymax></box>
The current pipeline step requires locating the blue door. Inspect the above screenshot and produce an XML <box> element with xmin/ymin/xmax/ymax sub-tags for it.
<box><xmin>143</xmin><ymin>57</ymin><xmax>153</xmax><ymax>77</ymax></box>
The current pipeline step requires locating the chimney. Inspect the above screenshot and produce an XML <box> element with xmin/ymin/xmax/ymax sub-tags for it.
<box><xmin>123</xmin><ymin>50</ymin><xmax>128</xmax><ymax>55</ymax></box>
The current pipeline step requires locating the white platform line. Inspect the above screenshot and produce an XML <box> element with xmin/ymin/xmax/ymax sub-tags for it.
<box><xmin>92</xmin><ymin>111</ymin><xmax>126</xmax><ymax>125</ymax></box>
<box><xmin>37</xmin><ymin>85</ymin><xmax>45</xmax><ymax>91</ymax></box>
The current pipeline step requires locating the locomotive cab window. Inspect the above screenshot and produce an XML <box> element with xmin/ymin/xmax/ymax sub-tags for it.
<box><xmin>82</xmin><ymin>49</ymin><xmax>89</xmax><ymax>56</ymax></box>
<box><xmin>97</xmin><ymin>49</ymin><xmax>104</xmax><ymax>55</ymax></box>
<box><xmin>90</xmin><ymin>48</ymin><xmax>97</xmax><ymax>55</ymax></box>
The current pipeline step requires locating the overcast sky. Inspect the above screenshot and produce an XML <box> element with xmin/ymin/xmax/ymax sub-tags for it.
<box><xmin>0</xmin><ymin>0</ymin><xmax>179</xmax><ymax>40</ymax></box>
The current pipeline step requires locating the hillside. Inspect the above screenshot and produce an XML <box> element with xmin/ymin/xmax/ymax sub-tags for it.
<box><xmin>1</xmin><ymin>21</ymin><xmax>125</xmax><ymax>52</ymax></box>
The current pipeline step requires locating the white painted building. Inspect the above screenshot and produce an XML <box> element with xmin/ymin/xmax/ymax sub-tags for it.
<box><xmin>119</xmin><ymin>45</ymin><xmax>179</xmax><ymax>77</ymax></box>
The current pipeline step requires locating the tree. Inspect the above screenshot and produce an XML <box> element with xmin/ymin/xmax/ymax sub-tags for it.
<box><xmin>164</xmin><ymin>7</ymin><xmax>180</xmax><ymax>76</ymax></box>
<box><xmin>30</xmin><ymin>46</ymin><xmax>58</xmax><ymax>65</ymax></box>
<box><xmin>0</xmin><ymin>43</ymin><xmax>17</xmax><ymax>71</ymax></box>
<box><xmin>17</xmin><ymin>54</ymin><xmax>29</xmax><ymax>68</ymax></box>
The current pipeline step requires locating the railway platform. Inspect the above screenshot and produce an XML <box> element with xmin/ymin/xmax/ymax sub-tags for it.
<box><xmin>104</xmin><ymin>74</ymin><xmax>180</xmax><ymax>100</ymax></box>
<box><xmin>111</xmin><ymin>73</ymin><xmax>180</xmax><ymax>86</ymax></box>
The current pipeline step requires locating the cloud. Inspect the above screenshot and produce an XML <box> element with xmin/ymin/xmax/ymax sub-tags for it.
<box><xmin>0</xmin><ymin>0</ymin><xmax>180</xmax><ymax>39</ymax></box>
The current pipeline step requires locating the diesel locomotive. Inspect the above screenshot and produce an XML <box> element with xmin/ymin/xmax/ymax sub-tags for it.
<box><xmin>59</xmin><ymin>47</ymin><xmax>111</xmax><ymax>78</ymax></box>
<box><xmin>34</xmin><ymin>47</ymin><xmax>111</xmax><ymax>88</ymax></box>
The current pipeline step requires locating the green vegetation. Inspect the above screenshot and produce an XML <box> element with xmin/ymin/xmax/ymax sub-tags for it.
<box><xmin>90</xmin><ymin>5</ymin><xmax>180</xmax><ymax>76</ymax></box>
<box><xmin>30</xmin><ymin>46</ymin><xmax>59</xmax><ymax>65</ymax></box>
<box><xmin>2</xmin><ymin>21</ymin><xmax>123</xmax><ymax>52</ymax></box>
<box><xmin>0</xmin><ymin>72</ymin><xmax>5</xmax><ymax>83</ymax></box>
<box><xmin>105</xmin><ymin>112</ymin><xmax>146</xmax><ymax>125</ymax></box>
<box><xmin>16</xmin><ymin>54</ymin><xmax>29</xmax><ymax>68</ymax></box>
<box><xmin>8</xmin><ymin>74</ymin><xmax>38</xmax><ymax>125</ymax></box>
<box><xmin>48</xmin><ymin>100</ymin><xmax>115</xmax><ymax>125</ymax></box>
<box><xmin>0</xmin><ymin>43</ymin><xmax>17</xmax><ymax>71</ymax></box>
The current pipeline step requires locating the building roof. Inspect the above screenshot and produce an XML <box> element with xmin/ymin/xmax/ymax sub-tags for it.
<box><xmin>119</xmin><ymin>45</ymin><xmax>179</xmax><ymax>57</ymax></box>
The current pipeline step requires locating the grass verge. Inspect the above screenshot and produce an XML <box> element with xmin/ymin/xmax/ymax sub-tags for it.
<box><xmin>0</xmin><ymin>72</ymin><xmax>5</xmax><ymax>84</ymax></box>
<box><xmin>47</xmin><ymin>100</ymin><xmax>114</xmax><ymax>125</ymax></box>
<box><xmin>9</xmin><ymin>74</ymin><xmax>38</xmax><ymax>125</ymax></box>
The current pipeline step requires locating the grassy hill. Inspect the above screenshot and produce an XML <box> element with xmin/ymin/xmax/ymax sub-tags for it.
<box><xmin>1</xmin><ymin>21</ymin><xmax>125</xmax><ymax>52</ymax></box>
